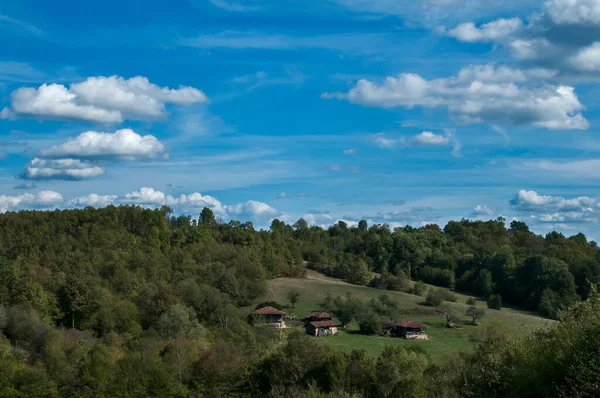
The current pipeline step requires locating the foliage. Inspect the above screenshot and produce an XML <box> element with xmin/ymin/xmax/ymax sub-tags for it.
<box><xmin>425</xmin><ymin>289</ymin><xmax>447</xmax><ymax>307</ymax></box>
<box><xmin>413</xmin><ymin>281</ymin><xmax>428</xmax><ymax>297</ymax></box>
<box><xmin>287</xmin><ymin>289</ymin><xmax>301</xmax><ymax>309</ymax></box>
<box><xmin>465</xmin><ymin>306</ymin><xmax>485</xmax><ymax>326</ymax></box>
<box><xmin>1</xmin><ymin>205</ymin><xmax>600</xmax><ymax>396</ymax></box>
<box><xmin>487</xmin><ymin>294</ymin><xmax>502</xmax><ymax>310</ymax></box>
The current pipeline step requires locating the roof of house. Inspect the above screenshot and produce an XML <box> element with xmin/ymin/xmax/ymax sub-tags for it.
<box><xmin>253</xmin><ymin>306</ymin><xmax>286</xmax><ymax>315</ymax></box>
<box><xmin>385</xmin><ymin>320</ymin><xmax>427</xmax><ymax>329</ymax></box>
<box><xmin>309</xmin><ymin>320</ymin><xmax>338</xmax><ymax>328</ymax></box>
<box><xmin>306</xmin><ymin>311</ymin><xmax>332</xmax><ymax>319</ymax></box>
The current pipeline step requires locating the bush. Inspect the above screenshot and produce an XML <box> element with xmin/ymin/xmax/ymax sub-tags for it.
<box><xmin>413</xmin><ymin>281</ymin><xmax>428</xmax><ymax>297</ymax></box>
<box><xmin>358</xmin><ymin>313</ymin><xmax>382</xmax><ymax>335</ymax></box>
<box><xmin>385</xmin><ymin>274</ymin><xmax>411</xmax><ymax>292</ymax></box>
<box><xmin>487</xmin><ymin>294</ymin><xmax>502</xmax><ymax>310</ymax></box>
<box><xmin>425</xmin><ymin>289</ymin><xmax>446</xmax><ymax>307</ymax></box>
<box><xmin>442</xmin><ymin>289</ymin><xmax>457</xmax><ymax>302</ymax></box>
<box><xmin>466</xmin><ymin>297</ymin><xmax>476</xmax><ymax>306</ymax></box>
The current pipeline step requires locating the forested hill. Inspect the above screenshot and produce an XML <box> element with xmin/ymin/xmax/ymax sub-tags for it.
<box><xmin>1</xmin><ymin>205</ymin><xmax>600</xmax><ymax>397</ymax></box>
<box><xmin>0</xmin><ymin>205</ymin><xmax>598</xmax><ymax>328</ymax></box>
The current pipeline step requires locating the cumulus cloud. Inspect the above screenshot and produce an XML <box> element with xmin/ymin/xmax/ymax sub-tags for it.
<box><xmin>545</xmin><ymin>0</ymin><xmax>600</xmax><ymax>25</ymax></box>
<box><xmin>471</xmin><ymin>205</ymin><xmax>495</xmax><ymax>217</ymax></box>
<box><xmin>510</xmin><ymin>189</ymin><xmax>600</xmax><ymax>223</ymax></box>
<box><xmin>227</xmin><ymin>200</ymin><xmax>281</xmax><ymax>218</ymax></box>
<box><xmin>4</xmin><ymin>76</ymin><xmax>207</xmax><ymax>123</ymax></box>
<box><xmin>0</xmin><ymin>191</ymin><xmax>63</xmax><ymax>213</ymax></box>
<box><xmin>447</xmin><ymin>18</ymin><xmax>523</xmax><ymax>42</ymax></box>
<box><xmin>24</xmin><ymin>129</ymin><xmax>168</xmax><ymax>181</ymax></box>
<box><xmin>569</xmin><ymin>42</ymin><xmax>600</xmax><ymax>72</ymax></box>
<box><xmin>406</xmin><ymin>131</ymin><xmax>450</xmax><ymax>146</ymax></box>
<box><xmin>324</xmin><ymin>64</ymin><xmax>589</xmax><ymax>130</ymax></box>
<box><xmin>123</xmin><ymin>187</ymin><xmax>228</xmax><ymax>216</ymax></box>
<box><xmin>67</xmin><ymin>194</ymin><xmax>118</xmax><ymax>208</ymax></box>
<box><xmin>446</xmin><ymin>0</ymin><xmax>600</xmax><ymax>79</ymax></box>
<box><xmin>40</xmin><ymin>129</ymin><xmax>166</xmax><ymax>160</ymax></box>
<box><xmin>23</xmin><ymin>158</ymin><xmax>105</xmax><ymax>180</ymax></box>
<box><xmin>303</xmin><ymin>212</ymin><xmax>334</xmax><ymax>226</ymax></box>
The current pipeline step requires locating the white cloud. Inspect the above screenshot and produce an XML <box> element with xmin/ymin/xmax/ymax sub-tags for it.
<box><xmin>277</xmin><ymin>192</ymin><xmax>288</xmax><ymax>199</ymax></box>
<box><xmin>446</xmin><ymin>0</ymin><xmax>600</xmax><ymax>78</ymax></box>
<box><xmin>545</xmin><ymin>0</ymin><xmax>600</xmax><ymax>25</ymax></box>
<box><xmin>6</xmin><ymin>76</ymin><xmax>207</xmax><ymax>123</ymax></box>
<box><xmin>324</xmin><ymin>64</ymin><xmax>589</xmax><ymax>130</ymax></box>
<box><xmin>40</xmin><ymin>129</ymin><xmax>167</xmax><ymax>160</ymax></box>
<box><xmin>123</xmin><ymin>187</ymin><xmax>227</xmax><ymax>216</ymax></box>
<box><xmin>406</xmin><ymin>131</ymin><xmax>450</xmax><ymax>146</ymax></box>
<box><xmin>447</xmin><ymin>18</ymin><xmax>522</xmax><ymax>42</ymax></box>
<box><xmin>23</xmin><ymin>158</ymin><xmax>105</xmax><ymax>180</ymax></box>
<box><xmin>569</xmin><ymin>42</ymin><xmax>600</xmax><ymax>71</ymax></box>
<box><xmin>303</xmin><ymin>212</ymin><xmax>334</xmax><ymax>226</ymax></box>
<box><xmin>177</xmin><ymin>193</ymin><xmax>228</xmax><ymax>216</ymax></box>
<box><xmin>371</xmin><ymin>132</ymin><xmax>398</xmax><ymax>149</ymax></box>
<box><xmin>343</xmin><ymin>148</ymin><xmax>357</xmax><ymax>155</ymax></box>
<box><xmin>330</xmin><ymin>164</ymin><xmax>343</xmax><ymax>171</ymax></box>
<box><xmin>0</xmin><ymin>191</ymin><xmax>63</xmax><ymax>213</ymax></box>
<box><xmin>472</xmin><ymin>205</ymin><xmax>495</xmax><ymax>217</ymax></box>
<box><xmin>227</xmin><ymin>200</ymin><xmax>281</xmax><ymax>217</ymax></box>
<box><xmin>67</xmin><ymin>194</ymin><xmax>118</xmax><ymax>207</ymax></box>
<box><xmin>510</xmin><ymin>189</ymin><xmax>600</xmax><ymax>223</ymax></box>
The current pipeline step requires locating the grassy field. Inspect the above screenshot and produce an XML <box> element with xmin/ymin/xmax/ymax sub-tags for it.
<box><xmin>255</xmin><ymin>270</ymin><xmax>555</xmax><ymax>362</ymax></box>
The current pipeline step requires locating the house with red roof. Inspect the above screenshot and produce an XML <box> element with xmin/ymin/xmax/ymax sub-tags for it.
<box><xmin>383</xmin><ymin>320</ymin><xmax>428</xmax><ymax>340</ymax></box>
<box><xmin>304</xmin><ymin>311</ymin><xmax>339</xmax><ymax>337</ymax></box>
<box><xmin>252</xmin><ymin>306</ymin><xmax>286</xmax><ymax>328</ymax></box>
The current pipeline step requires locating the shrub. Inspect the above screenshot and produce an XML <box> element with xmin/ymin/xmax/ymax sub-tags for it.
<box><xmin>358</xmin><ymin>312</ymin><xmax>382</xmax><ymax>335</ymax></box>
<box><xmin>442</xmin><ymin>289</ymin><xmax>457</xmax><ymax>302</ymax></box>
<box><xmin>466</xmin><ymin>297</ymin><xmax>476</xmax><ymax>306</ymax></box>
<box><xmin>413</xmin><ymin>281</ymin><xmax>428</xmax><ymax>297</ymax></box>
<box><xmin>487</xmin><ymin>294</ymin><xmax>502</xmax><ymax>310</ymax></box>
<box><xmin>425</xmin><ymin>289</ymin><xmax>446</xmax><ymax>307</ymax></box>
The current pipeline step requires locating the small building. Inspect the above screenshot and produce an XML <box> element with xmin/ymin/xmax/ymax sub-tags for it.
<box><xmin>304</xmin><ymin>311</ymin><xmax>339</xmax><ymax>336</ymax></box>
<box><xmin>305</xmin><ymin>320</ymin><xmax>339</xmax><ymax>337</ymax></box>
<box><xmin>384</xmin><ymin>321</ymin><xmax>428</xmax><ymax>340</ymax></box>
<box><xmin>253</xmin><ymin>306</ymin><xmax>286</xmax><ymax>328</ymax></box>
<box><xmin>305</xmin><ymin>312</ymin><xmax>333</xmax><ymax>322</ymax></box>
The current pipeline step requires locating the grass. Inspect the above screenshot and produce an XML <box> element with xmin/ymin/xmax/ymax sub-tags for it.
<box><xmin>254</xmin><ymin>270</ymin><xmax>555</xmax><ymax>362</ymax></box>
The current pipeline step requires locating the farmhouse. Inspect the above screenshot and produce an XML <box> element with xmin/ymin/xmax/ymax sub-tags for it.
<box><xmin>384</xmin><ymin>320</ymin><xmax>428</xmax><ymax>340</ymax></box>
<box><xmin>304</xmin><ymin>311</ymin><xmax>339</xmax><ymax>337</ymax></box>
<box><xmin>253</xmin><ymin>306</ymin><xmax>286</xmax><ymax>328</ymax></box>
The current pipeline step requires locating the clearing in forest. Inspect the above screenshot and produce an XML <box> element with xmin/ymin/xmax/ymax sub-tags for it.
<box><xmin>259</xmin><ymin>270</ymin><xmax>555</xmax><ymax>362</ymax></box>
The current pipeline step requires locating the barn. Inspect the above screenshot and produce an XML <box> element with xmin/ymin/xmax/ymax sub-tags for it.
<box><xmin>252</xmin><ymin>306</ymin><xmax>286</xmax><ymax>328</ymax></box>
<box><xmin>304</xmin><ymin>311</ymin><xmax>339</xmax><ymax>337</ymax></box>
<box><xmin>383</xmin><ymin>320</ymin><xmax>428</xmax><ymax>340</ymax></box>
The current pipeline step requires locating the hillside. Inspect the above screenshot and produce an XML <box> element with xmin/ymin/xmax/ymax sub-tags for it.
<box><xmin>262</xmin><ymin>270</ymin><xmax>554</xmax><ymax>361</ymax></box>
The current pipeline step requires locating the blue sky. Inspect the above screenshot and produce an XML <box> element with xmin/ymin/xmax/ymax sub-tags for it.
<box><xmin>2</xmin><ymin>0</ymin><xmax>600</xmax><ymax>238</ymax></box>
